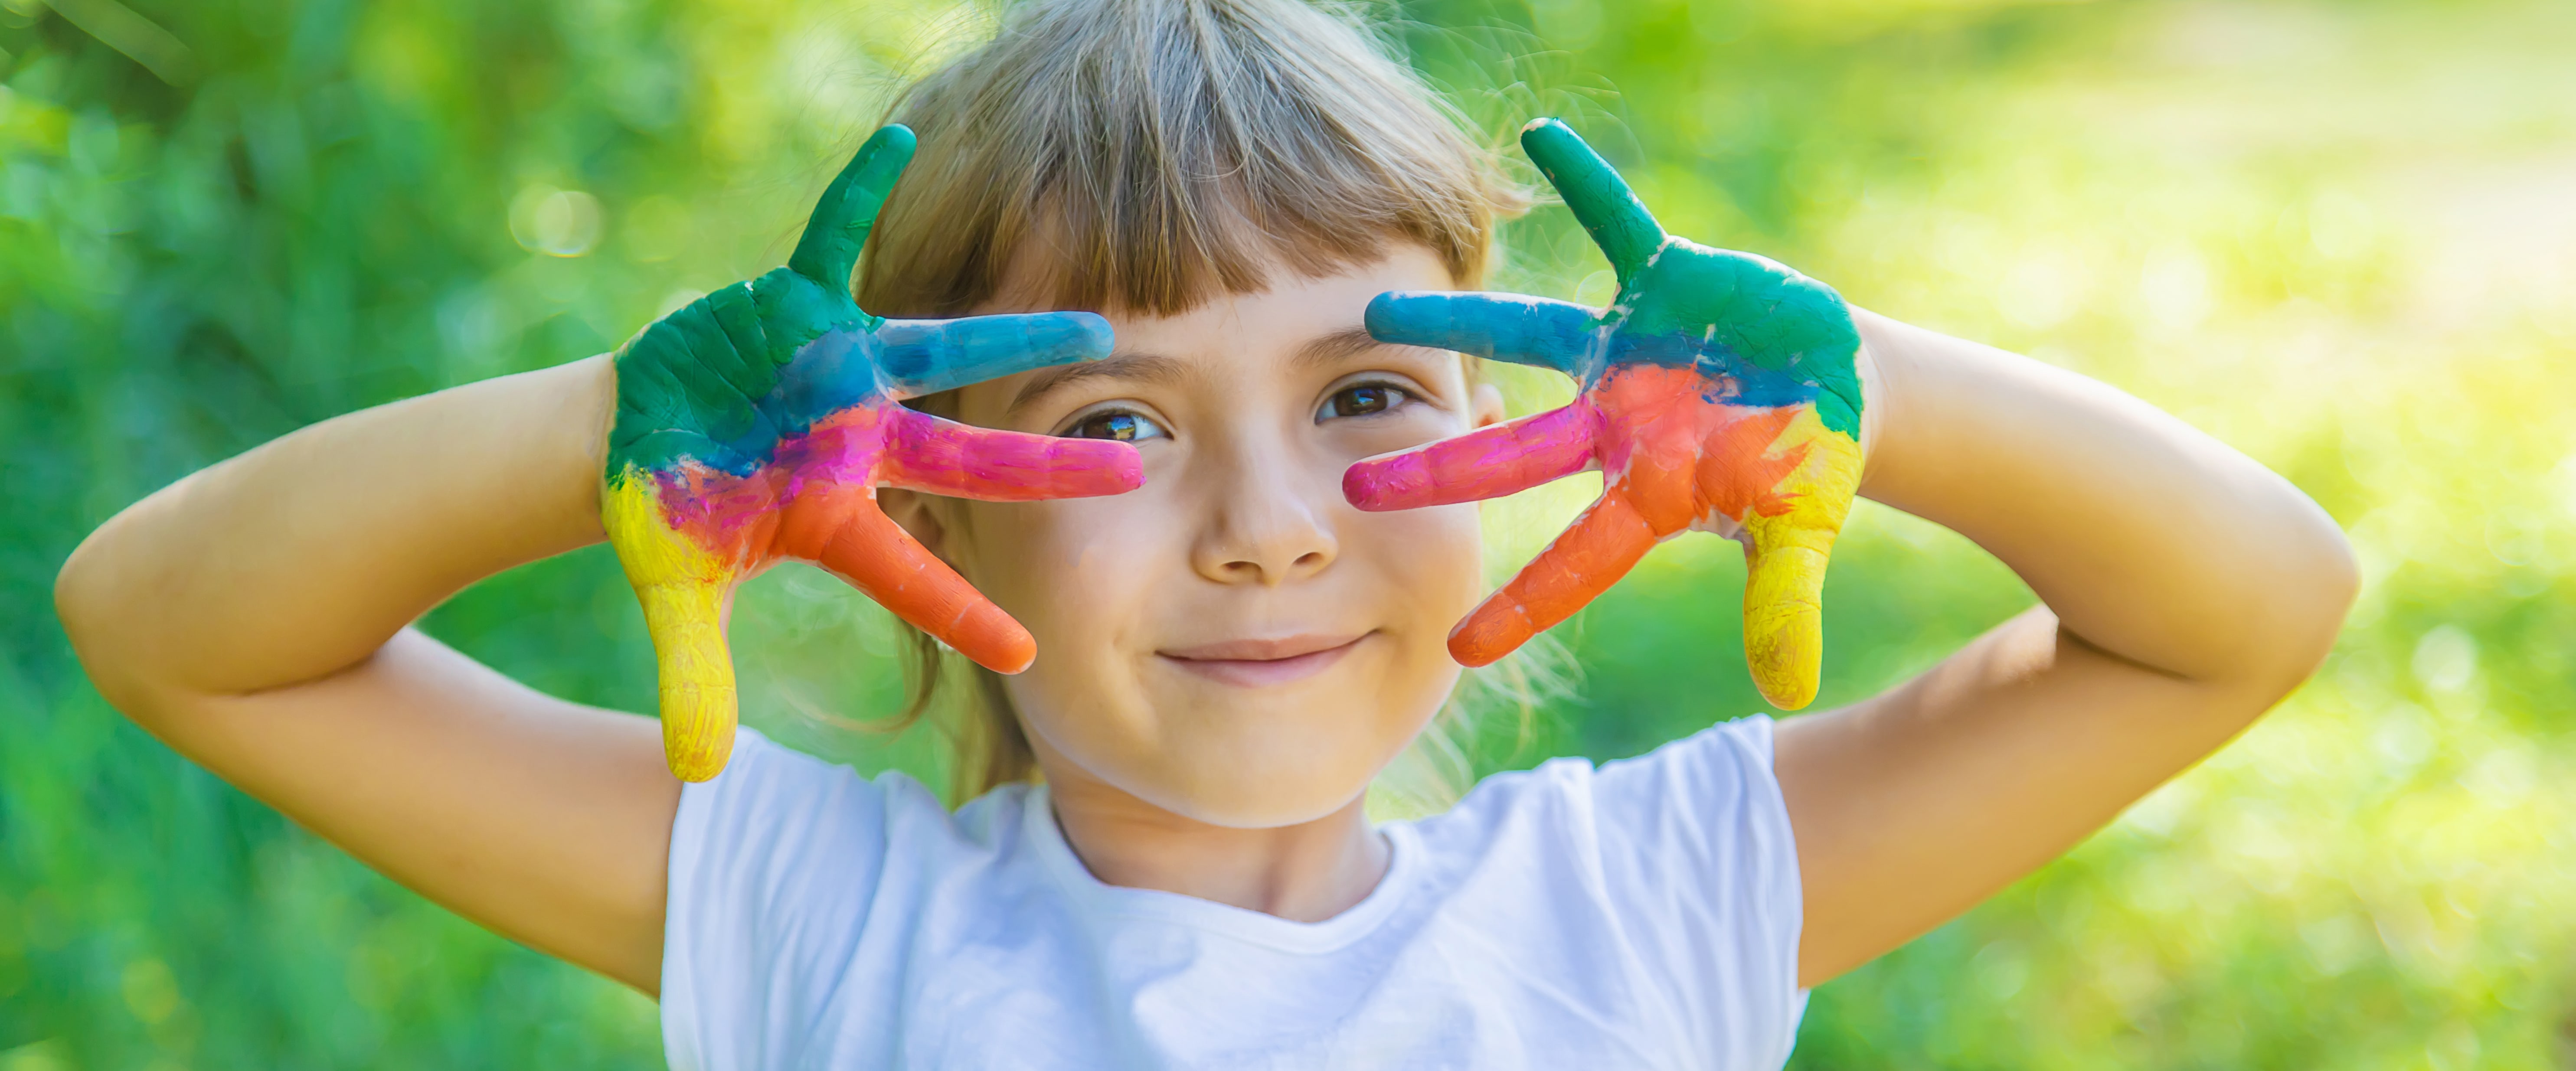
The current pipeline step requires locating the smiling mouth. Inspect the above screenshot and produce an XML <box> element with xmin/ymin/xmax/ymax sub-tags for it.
<box><xmin>1156</xmin><ymin>633</ymin><xmax>1370</xmax><ymax>688</ymax></box>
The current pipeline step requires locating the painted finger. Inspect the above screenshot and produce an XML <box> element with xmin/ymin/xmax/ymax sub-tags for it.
<box><xmin>796</xmin><ymin>485</ymin><xmax>1040</xmax><ymax>673</ymax></box>
<box><xmin>1364</xmin><ymin>291</ymin><xmax>1592</xmax><ymax>374</ymax></box>
<box><xmin>1344</xmin><ymin>403</ymin><xmax>1598</xmax><ymax>511</ymax></box>
<box><xmin>1733</xmin><ymin>411</ymin><xmax>1866</xmax><ymax>709</ymax></box>
<box><xmin>786</xmin><ymin>124</ymin><xmax>917</xmax><ymax>291</ymax></box>
<box><xmin>601</xmin><ymin>469</ymin><xmax>746</xmax><ymax>782</ymax></box>
<box><xmin>1448</xmin><ymin>485</ymin><xmax>1658</xmax><ymax>666</ymax></box>
<box><xmin>875</xmin><ymin>312</ymin><xmax>1117</xmax><ymax>398</ymax></box>
<box><xmin>1520</xmin><ymin>118</ymin><xmax>1667</xmax><ymax>285</ymax></box>
<box><xmin>882</xmin><ymin>407</ymin><xmax>1143</xmax><ymax>501</ymax></box>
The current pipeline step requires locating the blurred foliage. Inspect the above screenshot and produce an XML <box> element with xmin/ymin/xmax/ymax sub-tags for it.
<box><xmin>4</xmin><ymin>0</ymin><xmax>2572</xmax><ymax>1064</ymax></box>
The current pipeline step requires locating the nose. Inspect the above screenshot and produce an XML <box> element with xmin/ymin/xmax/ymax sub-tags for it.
<box><xmin>1189</xmin><ymin>428</ymin><xmax>1340</xmax><ymax>587</ymax></box>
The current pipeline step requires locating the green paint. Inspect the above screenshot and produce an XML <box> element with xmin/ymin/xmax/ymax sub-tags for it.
<box><xmin>607</xmin><ymin>125</ymin><xmax>914</xmax><ymax>476</ymax></box>
<box><xmin>1523</xmin><ymin>119</ymin><xmax>1668</xmax><ymax>286</ymax></box>
<box><xmin>1530</xmin><ymin>118</ymin><xmax>1866</xmax><ymax>439</ymax></box>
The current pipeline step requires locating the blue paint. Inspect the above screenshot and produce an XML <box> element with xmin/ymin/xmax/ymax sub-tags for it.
<box><xmin>1367</xmin><ymin>289</ymin><xmax>1844</xmax><ymax>413</ymax></box>
<box><xmin>641</xmin><ymin>312</ymin><xmax>1116</xmax><ymax>479</ymax></box>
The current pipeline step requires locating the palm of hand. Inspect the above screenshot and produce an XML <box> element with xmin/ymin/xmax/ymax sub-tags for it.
<box><xmin>1344</xmin><ymin>119</ymin><xmax>1865</xmax><ymax>709</ymax></box>
<box><xmin>605</xmin><ymin>125</ymin><xmax>1140</xmax><ymax>780</ymax></box>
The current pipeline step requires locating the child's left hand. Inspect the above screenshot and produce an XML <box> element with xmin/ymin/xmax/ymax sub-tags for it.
<box><xmin>1344</xmin><ymin>119</ymin><xmax>1866</xmax><ymax>709</ymax></box>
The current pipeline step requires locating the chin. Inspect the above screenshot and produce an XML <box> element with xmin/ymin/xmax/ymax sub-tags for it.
<box><xmin>1143</xmin><ymin>698</ymin><xmax>1448</xmax><ymax>828</ymax></box>
<box><xmin>1045</xmin><ymin>704</ymin><xmax>1425</xmax><ymax>828</ymax></box>
<box><xmin>1013</xmin><ymin>640</ymin><xmax>1463</xmax><ymax>827</ymax></box>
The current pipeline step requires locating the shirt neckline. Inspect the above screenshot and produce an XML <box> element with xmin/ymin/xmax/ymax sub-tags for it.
<box><xmin>1020</xmin><ymin>784</ymin><xmax>1421</xmax><ymax>955</ymax></box>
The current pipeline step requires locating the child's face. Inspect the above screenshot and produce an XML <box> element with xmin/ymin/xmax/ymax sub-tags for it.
<box><xmin>894</xmin><ymin>245</ymin><xmax>1502</xmax><ymax>826</ymax></box>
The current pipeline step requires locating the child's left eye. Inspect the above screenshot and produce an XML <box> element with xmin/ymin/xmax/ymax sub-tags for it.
<box><xmin>1319</xmin><ymin>382</ymin><xmax>1412</xmax><ymax>421</ymax></box>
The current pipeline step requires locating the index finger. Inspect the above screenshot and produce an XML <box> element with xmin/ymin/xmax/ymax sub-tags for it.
<box><xmin>786</xmin><ymin>124</ymin><xmax>917</xmax><ymax>292</ymax></box>
<box><xmin>1520</xmin><ymin>119</ymin><xmax>1667</xmax><ymax>286</ymax></box>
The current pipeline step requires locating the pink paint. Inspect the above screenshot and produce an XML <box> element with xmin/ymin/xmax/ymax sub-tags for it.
<box><xmin>654</xmin><ymin>398</ymin><xmax>1146</xmax><ymax>564</ymax></box>
<box><xmin>1344</xmin><ymin>402</ymin><xmax>1602</xmax><ymax>511</ymax></box>
<box><xmin>647</xmin><ymin>462</ymin><xmax>786</xmax><ymax>567</ymax></box>
<box><xmin>881</xmin><ymin>407</ymin><xmax>1142</xmax><ymax>501</ymax></box>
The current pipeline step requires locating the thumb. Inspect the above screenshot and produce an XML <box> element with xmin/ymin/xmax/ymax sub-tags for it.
<box><xmin>786</xmin><ymin>124</ymin><xmax>918</xmax><ymax>296</ymax></box>
<box><xmin>635</xmin><ymin>581</ymin><xmax>738</xmax><ymax>781</ymax></box>
<box><xmin>603</xmin><ymin>467</ymin><xmax>759</xmax><ymax>781</ymax></box>
<box><xmin>1740</xmin><ymin>527</ymin><xmax>1831</xmax><ymax>710</ymax></box>
<box><xmin>1734</xmin><ymin>410</ymin><xmax>1865</xmax><ymax>710</ymax></box>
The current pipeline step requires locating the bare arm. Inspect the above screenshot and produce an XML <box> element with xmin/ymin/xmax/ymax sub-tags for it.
<box><xmin>1777</xmin><ymin>310</ymin><xmax>2358</xmax><ymax>985</ymax></box>
<box><xmin>54</xmin><ymin>356</ymin><xmax>680</xmax><ymax>993</ymax></box>
<box><xmin>50</xmin><ymin>129</ymin><xmax>1139</xmax><ymax>997</ymax></box>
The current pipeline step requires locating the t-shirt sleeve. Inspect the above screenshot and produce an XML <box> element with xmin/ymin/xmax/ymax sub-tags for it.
<box><xmin>660</xmin><ymin>728</ymin><xmax>892</xmax><ymax>1070</ymax></box>
<box><xmin>1587</xmin><ymin>715</ymin><xmax>1806</xmax><ymax>1063</ymax></box>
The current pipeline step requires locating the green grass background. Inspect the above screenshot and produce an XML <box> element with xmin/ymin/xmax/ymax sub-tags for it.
<box><xmin>3</xmin><ymin>0</ymin><xmax>2571</xmax><ymax>1064</ymax></box>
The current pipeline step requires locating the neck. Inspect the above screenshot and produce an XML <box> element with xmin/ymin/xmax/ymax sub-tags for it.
<box><xmin>1035</xmin><ymin>752</ymin><xmax>1389</xmax><ymax>924</ymax></box>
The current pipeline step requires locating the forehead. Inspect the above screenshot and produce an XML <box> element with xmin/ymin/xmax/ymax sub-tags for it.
<box><xmin>970</xmin><ymin>242</ymin><xmax>1454</xmax><ymax>325</ymax></box>
<box><xmin>1084</xmin><ymin>245</ymin><xmax>1454</xmax><ymax>354</ymax></box>
<box><xmin>944</xmin><ymin>245</ymin><xmax>1459</xmax><ymax>415</ymax></box>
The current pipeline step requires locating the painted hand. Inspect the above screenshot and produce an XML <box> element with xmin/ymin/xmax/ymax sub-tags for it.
<box><xmin>1344</xmin><ymin>120</ymin><xmax>1865</xmax><ymax>709</ymax></box>
<box><xmin>603</xmin><ymin>125</ymin><xmax>1141</xmax><ymax>780</ymax></box>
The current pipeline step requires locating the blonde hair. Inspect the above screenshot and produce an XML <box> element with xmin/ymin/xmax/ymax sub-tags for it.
<box><xmin>852</xmin><ymin>0</ymin><xmax>1533</xmax><ymax>801</ymax></box>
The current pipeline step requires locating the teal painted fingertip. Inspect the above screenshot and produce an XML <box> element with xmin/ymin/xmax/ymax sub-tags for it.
<box><xmin>788</xmin><ymin>124</ymin><xmax>918</xmax><ymax>290</ymax></box>
<box><xmin>1520</xmin><ymin>118</ymin><xmax>1665</xmax><ymax>284</ymax></box>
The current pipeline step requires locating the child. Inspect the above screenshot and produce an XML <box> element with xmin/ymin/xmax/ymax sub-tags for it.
<box><xmin>53</xmin><ymin>0</ymin><xmax>2357</xmax><ymax>1066</ymax></box>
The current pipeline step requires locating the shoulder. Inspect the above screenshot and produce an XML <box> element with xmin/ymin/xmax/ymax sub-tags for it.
<box><xmin>663</xmin><ymin>728</ymin><xmax>972</xmax><ymax>1063</ymax></box>
<box><xmin>669</xmin><ymin>728</ymin><xmax>945</xmax><ymax>873</ymax></box>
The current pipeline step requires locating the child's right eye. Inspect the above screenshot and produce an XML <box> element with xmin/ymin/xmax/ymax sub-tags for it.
<box><xmin>1062</xmin><ymin>409</ymin><xmax>1169</xmax><ymax>443</ymax></box>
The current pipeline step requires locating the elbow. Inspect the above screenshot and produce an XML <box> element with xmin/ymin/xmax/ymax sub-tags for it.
<box><xmin>2314</xmin><ymin>522</ymin><xmax>2363</xmax><ymax>626</ymax></box>
<box><xmin>2249</xmin><ymin>501</ymin><xmax>2361</xmax><ymax>697</ymax></box>
<box><xmin>54</xmin><ymin>522</ymin><xmax>154</xmax><ymax>718</ymax></box>
<box><xmin>54</xmin><ymin>532</ymin><xmax>110</xmax><ymax>665</ymax></box>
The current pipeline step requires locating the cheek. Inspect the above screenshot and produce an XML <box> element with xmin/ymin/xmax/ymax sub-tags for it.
<box><xmin>959</xmin><ymin>496</ymin><xmax>1163</xmax><ymax>638</ymax></box>
<box><xmin>1357</xmin><ymin>500</ymin><xmax>1488</xmax><ymax>623</ymax></box>
<box><xmin>954</xmin><ymin>493</ymin><xmax>1177</xmax><ymax>723</ymax></box>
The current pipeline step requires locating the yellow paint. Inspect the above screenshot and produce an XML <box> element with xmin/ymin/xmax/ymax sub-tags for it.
<box><xmin>1738</xmin><ymin>408</ymin><xmax>1865</xmax><ymax>711</ymax></box>
<box><xmin>602</xmin><ymin>470</ymin><xmax>739</xmax><ymax>781</ymax></box>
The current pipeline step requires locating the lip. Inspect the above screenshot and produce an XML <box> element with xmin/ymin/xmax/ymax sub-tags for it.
<box><xmin>1157</xmin><ymin>633</ymin><xmax>1370</xmax><ymax>688</ymax></box>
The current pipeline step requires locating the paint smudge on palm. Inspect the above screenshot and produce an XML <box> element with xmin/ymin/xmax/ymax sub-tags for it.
<box><xmin>1346</xmin><ymin>118</ymin><xmax>1864</xmax><ymax>710</ymax></box>
<box><xmin>602</xmin><ymin>125</ymin><xmax>1140</xmax><ymax>781</ymax></box>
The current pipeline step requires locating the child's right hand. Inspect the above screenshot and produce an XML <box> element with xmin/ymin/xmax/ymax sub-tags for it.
<box><xmin>604</xmin><ymin>124</ymin><xmax>1143</xmax><ymax>782</ymax></box>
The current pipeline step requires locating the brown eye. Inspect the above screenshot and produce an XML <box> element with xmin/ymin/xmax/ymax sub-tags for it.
<box><xmin>1321</xmin><ymin>383</ymin><xmax>1409</xmax><ymax>420</ymax></box>
<box><xmin>1065</xmin><ymin>410</ymin><xmax>1166</xmax><ymax>442</ymax></box>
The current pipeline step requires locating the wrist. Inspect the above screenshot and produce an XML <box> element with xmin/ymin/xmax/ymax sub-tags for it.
<box><xmin>1850</xmin><ymin>308</ymin><xmax>1898</xmax><ymax>497</ymax></box>
<box><xmin>555</xmin><ymin>353</ymin><xmax>618</xmax><ymax>544</ymax></box>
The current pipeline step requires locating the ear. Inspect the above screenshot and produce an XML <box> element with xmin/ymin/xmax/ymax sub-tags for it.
<box><xmin>877</xmin><ymin>487</ymin><xmax>956</xmax><ymax>565</ymax></box>
<box><xmin>1470</xmin><ymin>379</ymin><xmax>1507</xmax><ymax>429</ymax></box>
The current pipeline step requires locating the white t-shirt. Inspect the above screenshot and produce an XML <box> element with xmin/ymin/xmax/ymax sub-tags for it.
<box><xmin>662</xmin><ymin>717</ymin><xmax>1807</xmax><ymax>1070</ymax></box>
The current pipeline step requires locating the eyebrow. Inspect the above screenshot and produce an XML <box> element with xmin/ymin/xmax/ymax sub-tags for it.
<box><xmin>1005</xmin><ymin>327</ymin><xmax>1436</xmax><ymax>417</ymax></box>
<box><xmin>1007</xmin><ymin>352</ymin><xmax>1193</xmax><ymax>417</ymax></box>
<box><xmin>1292</xmin><ymin>326</ymin><xmax>1387</xmax><ymax>370</ymax></box>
